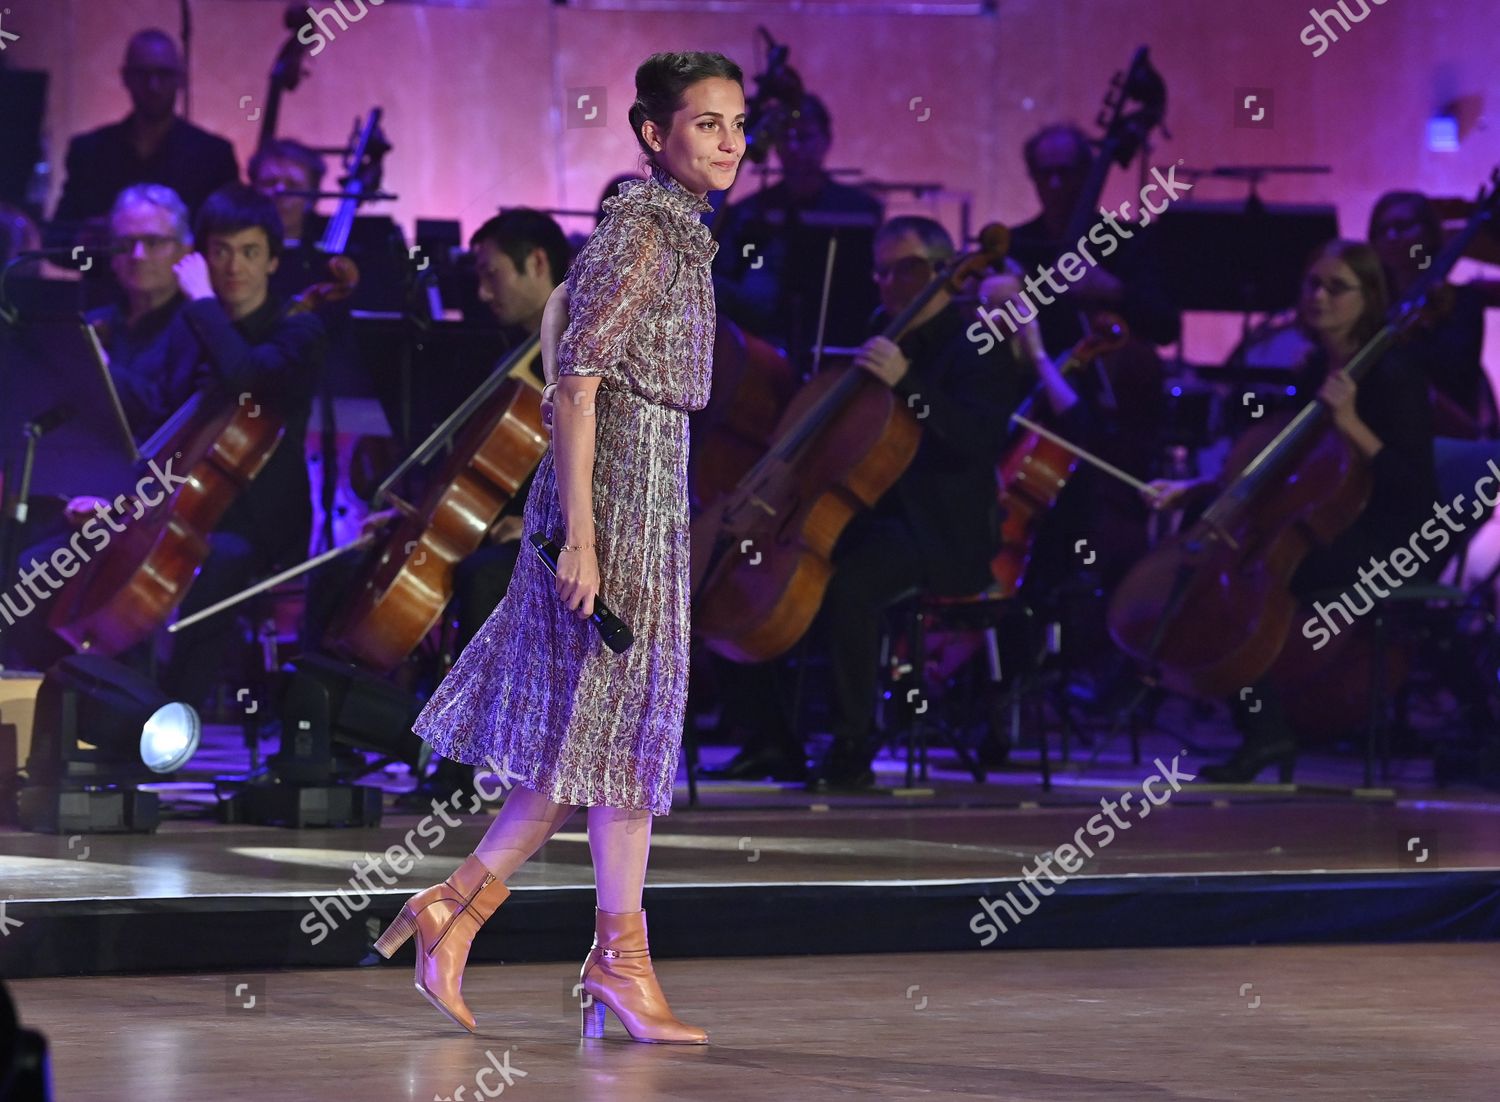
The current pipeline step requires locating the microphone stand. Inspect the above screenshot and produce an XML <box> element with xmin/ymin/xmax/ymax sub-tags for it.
<box><xmin>180</xmin><ymin>0</ymin><xmax>193</xmax><ymax>119</ymax></box>
<box><xmin>0</xmin><ymin>415</ymin><xmax>63</xmax><ymax>588</ymax></box>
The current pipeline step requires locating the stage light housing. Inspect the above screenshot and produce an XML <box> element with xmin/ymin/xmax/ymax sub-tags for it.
<box><xmin>221</xmin><ymin>653</ymin><xmax>417</xmax><ymax>829</ymax></box>
<box><xmin>18</xmin><ymin>654</ymin><xmax>201</xmax><ymax>833</ymax></box>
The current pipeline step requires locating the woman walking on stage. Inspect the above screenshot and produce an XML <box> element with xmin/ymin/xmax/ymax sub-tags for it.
<box><xmin>374</xmin><ymin>51</ymin><xmax>745</xmax><ymax>1042</ymax></box>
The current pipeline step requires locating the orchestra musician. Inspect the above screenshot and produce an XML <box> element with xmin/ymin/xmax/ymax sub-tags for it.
<box><xmin>1002</xmin><ymin>123</ymin><xmax>1176</xmax><ymax>675</ymax></box>
<box><xmin>705</xmin><ymin>215</ymin><xmax>1020</xmax><ymax>791</ymax></box>
<box><xmin>303</xmin><ymin>208</ymin><xmax>569</xmax><ymax>657</ymax></box>
<box><xmin>1009</xmin><ymin>123</ymin><xmax>1180</xmax><ymax>355</ymax></box>
<box><xmin>107</xmin><ymin>183</ymin><xmax>326</xmax><ymax>708</ymax></box>
<box><xmin>0</xmin><ymin>184</ymin><xmax>195</xmax><ymax>673</ymax></box>
<box><xmin>1367</xmin><ymin>189</ymin><xmax>1495</xmax><ymax>436</ymax></box>
<box><xmin>303</xmin><ymin>206</ymin><xmax>567</xmax><ymax>662</ymax></box>
<box><xmin>448</xmin><ymin>210</ymin><xmax>570</xmax><ymax>641</ymax></box>
<box><xmin>712</xmin><ymin>94</ymin><xmax>883</xmax><ymax>361</ymax></box>
<box><xmin>51</xmin><ymin>29</ymin><xmax>239</xmax><ymax>228</ymax></box>
<box><xmin>1142</xmin><ymin>240</ymin><xmax>1437</xmax><ymax>782</ymax></box>
<box><xmin>87</xmin><ymin>185</ymin><xmax>194</xmax><ymax>393</ymax></box>
<box><xmin>250</xmin><ymin>139</ymin><xmax>326</xmax><ymax>248</ymax></box>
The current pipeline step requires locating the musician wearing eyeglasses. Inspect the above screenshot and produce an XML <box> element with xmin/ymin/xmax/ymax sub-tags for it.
<box><xmin>51</xmin><ymin>29</ymin><xmax>239</xmax><ymax>228</ymax></box>
<box><xmin>84</xmin><ymin>185</ymin><xmax>195</xmax><ymax>395</ymax></box>
<box><xmin>706</xmin><ymin>216</ymin><xmax>1020</xmax><ymax>790</ymax></box>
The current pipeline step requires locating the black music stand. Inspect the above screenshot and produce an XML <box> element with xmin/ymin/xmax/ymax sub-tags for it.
<box><xmin>1153</xmin><ymin>200</ymin><xmax>1339</xmax><ymax>316</ymax></box>
<box><xmin>0</xmin><ymin>314</ymin><xmax>140</xmax><ymax>580</ymax></box>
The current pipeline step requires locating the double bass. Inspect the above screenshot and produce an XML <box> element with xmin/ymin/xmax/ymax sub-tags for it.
<box><xmin>690</xmin><ymin>225</ymin><xmax>1010</xmax><ymax>663</ymax></box>
<box><xmin>1106</xmin><ymin>169</ymin><xmax>1500</xmax><ymax>711</ymax></box>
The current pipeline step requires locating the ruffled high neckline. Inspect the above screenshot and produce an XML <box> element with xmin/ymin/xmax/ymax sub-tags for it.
<box><xmin>603</xmin><ymin>165</ymin><xmax>717</xmax><ymax>263</ymax></box>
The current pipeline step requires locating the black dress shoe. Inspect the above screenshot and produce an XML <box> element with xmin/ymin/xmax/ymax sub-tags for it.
<box><xmin>806</xmin><ymin>766</ymin><xmax>876</xmax><ymax>793</ymax></box>
<box><xmin>700</xmin><ymin>746</ymin><xmax>807</xmax><ymax>782</ymax></box>
<box><xmin>1198</xmin><ymin>738</ymin><xmax>1297</xmax><ymax>784</ymax></box>
<box><xmin>805</xmin><ymin>744</ymin><xmax>877</xmax><ymax>792</ymax></box>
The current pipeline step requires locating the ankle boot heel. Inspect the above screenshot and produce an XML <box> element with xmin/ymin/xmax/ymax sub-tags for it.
<box><xmin>1277</xmin><ymin>755</ymin><xmax>1296</xmax><ymax>784</ymax></box>
<box><xmin>383</xmin><ymin>855</ymin><xmax>511</xmax><ymax>1032</ymax></box>
<box><xmin>581</xmin><ymin>995</ymin><xmax>607</xmax><ymax>1039</ymax></box>
<box><xmin>579</xmin><ymin>908</ymin><xmax>708</xmax><ymax>1044</ymax></box>
<box><xmin>374</xmin><ymin>907</ymin><xmax>417</xmax><ymax>958</ymax></box>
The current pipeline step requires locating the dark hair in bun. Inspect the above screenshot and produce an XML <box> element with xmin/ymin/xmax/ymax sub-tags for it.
<box><xmin>627</xmin><ymin>52</ymin><xmax>744</xmax><ymax>169</ymax></box>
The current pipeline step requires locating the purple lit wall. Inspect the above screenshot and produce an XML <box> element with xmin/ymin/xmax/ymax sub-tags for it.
<box><xmin>8</xmin><ymin>0</ymin><xmax>1498</xmax><ymax>371</ymax></box>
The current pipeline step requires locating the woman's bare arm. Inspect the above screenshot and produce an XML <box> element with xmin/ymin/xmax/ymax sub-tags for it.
<box><xmin>539</xmin><ymin>284</ymin><xmax>571</xmax><ymax>433</ymax></box>
<box><xmin>541</xmin><ymin>283</ymin><xmax>570</xmax><ymax>388</ymax></box>
<box><xmin>552</xmin><ymin>373</ymin><xmax>601</xmax><ymax>617</ymax></box>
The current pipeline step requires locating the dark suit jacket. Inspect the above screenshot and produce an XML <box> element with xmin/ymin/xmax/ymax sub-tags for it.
<box><xmin>118</xmin><ymin>295</ymin><xmax>326</xmax><ymax>567</ymax></box>
<box><xmin>53</xmin><ymin>115</ymin><xmax>239</xmax><ymax>223</ymax></box>
<box><xmin>712</xmin><ymin>176</ymin><xmax>884</xmax><ymax>351</ymax></box>
<box><xmin>873</xmin><ymin>302</ymin><xmax>1019</xmax><ymax>596</ymax></box>
<box><xmin>1009</xmin><ymin>213</ymin><xmax>1181</xmax><ymax>356</ymax></box>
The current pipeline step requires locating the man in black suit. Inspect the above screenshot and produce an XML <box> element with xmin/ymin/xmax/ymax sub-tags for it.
<box><xmin>1002</xmin><ymin>123</ymin><xmax>1175</xmax><ymax>673</ymax></box>
<box><xmin>707</xmin><ymin>216</ymin><xmax>1018</xmax><ymax>790</ymax></box>
<box><xmin>52</xmin><ymin>28</ymin><xmax>239</xmax><ymax>226</ymax></box>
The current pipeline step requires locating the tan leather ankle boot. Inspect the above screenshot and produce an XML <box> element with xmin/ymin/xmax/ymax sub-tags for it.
<box><xmin>578</xmin><ymin>907</ymin><xmax>707</xmax><ymax>1044</ymax></box>
<box><xmin>374</xmin><ymin>854</ymin><xmax>510</xmax><ymax>1032</ymax></box>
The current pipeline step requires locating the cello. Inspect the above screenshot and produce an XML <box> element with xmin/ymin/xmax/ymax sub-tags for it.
<box><xmin>690</xmin><ymin>318</ymin><xmax>797</xmax><ymax>513</ymax></box>
<box><xmin>45</xmin><ymin>118</ymin><xmax>387</xmax><ymax>656</ymax></box>
<box><xmin>322</xmin><ymin>335</ymin><xmax>547</xmax><ymax>673</ymax></box>
<box><xmin>690</xmin><ymin>224</ymin><xmax>1010</xmax><ymax>663</ymax></box>
<box><xmin>1106</xmin><ymin>169</ymin><xmax>1500</xmax><ymax>706</ymax></box>
<box><xmin>43</xmin><ymin>266</ymin><xmax>353</xmax><ymax>655</ymax></box>
<box><xmin>990</xmin><ymin>314</ymin><xmax>1128</xmax><ymax>595</ymax></box>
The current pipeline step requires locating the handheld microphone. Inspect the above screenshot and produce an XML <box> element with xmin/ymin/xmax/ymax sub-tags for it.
<box><xmin>529</xmin><ymin>533</ymin><xmax>634</xmax><ymax>653</ymax></box>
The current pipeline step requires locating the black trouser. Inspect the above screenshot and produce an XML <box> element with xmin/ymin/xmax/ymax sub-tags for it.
<box><xmin>1</xmin><ymin>528</ymin><xmax>85</xmax><ymax>673</ymax></box>
<box><xmin>717</xmin><ymin>512</ymin><xmax>928</xmax><ymax>765</ymax></box>
<box><xmin>161</xmin><ymin>531</ymin><xmax>262</xmax><ymax>709</ymax></box>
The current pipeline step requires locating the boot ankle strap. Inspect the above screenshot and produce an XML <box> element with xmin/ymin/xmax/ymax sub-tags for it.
<box><xmin>600</xmin><ymin>947</ymin><xmax>650</xmax><ymax>959</ymax></box>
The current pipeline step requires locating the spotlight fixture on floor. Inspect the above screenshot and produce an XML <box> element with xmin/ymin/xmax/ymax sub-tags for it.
<box><xmin>17</xmin><ymin>655</ymin><xmax>201</xmax><ymax>834</ymax></box>
<box><xmin>220</xmin><ymin>652</ymin><xmax>419</xmax><ymax>829</ymax></box>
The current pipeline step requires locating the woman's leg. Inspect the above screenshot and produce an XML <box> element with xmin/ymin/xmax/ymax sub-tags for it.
<box><xmin>578</xmin><ymin>805</ymin><xmax>705</xmax><ymax>1042</ymax></box>
<box><xmin>471</xmin><ymin>783</ymin><xmax>579</xmax><ymax>880</ymax></box>
<box><xmin>378</xmin><ymin>784</ymin><xmax>574</xmax><ymax>1032</ymax></box>
<box><xmin>586</xmin><ymin>804</ymin><xmax>653</xmax><ymax>911</ymax></box>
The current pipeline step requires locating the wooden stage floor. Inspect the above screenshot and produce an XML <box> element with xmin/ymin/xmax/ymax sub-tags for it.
<box><xmin>6</xmin><ymin>738</ymin><xmax>1500</xmax><ymax>903</ymax></box>
<box><xmin>11</xmin><ymin>944</ymin><xmax>1499</xmax><ymax>1101</ymax></box>
<box><xmin>4</xmin><ymin>724</ymin><xmax>1499</xmax><ymax>1097</ymax></box>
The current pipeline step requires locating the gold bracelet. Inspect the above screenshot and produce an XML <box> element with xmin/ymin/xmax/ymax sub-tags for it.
<box><xmin>558</xmin><ymin>542</ymin><xmax>593</xmax><ymax>552</ymax></box>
